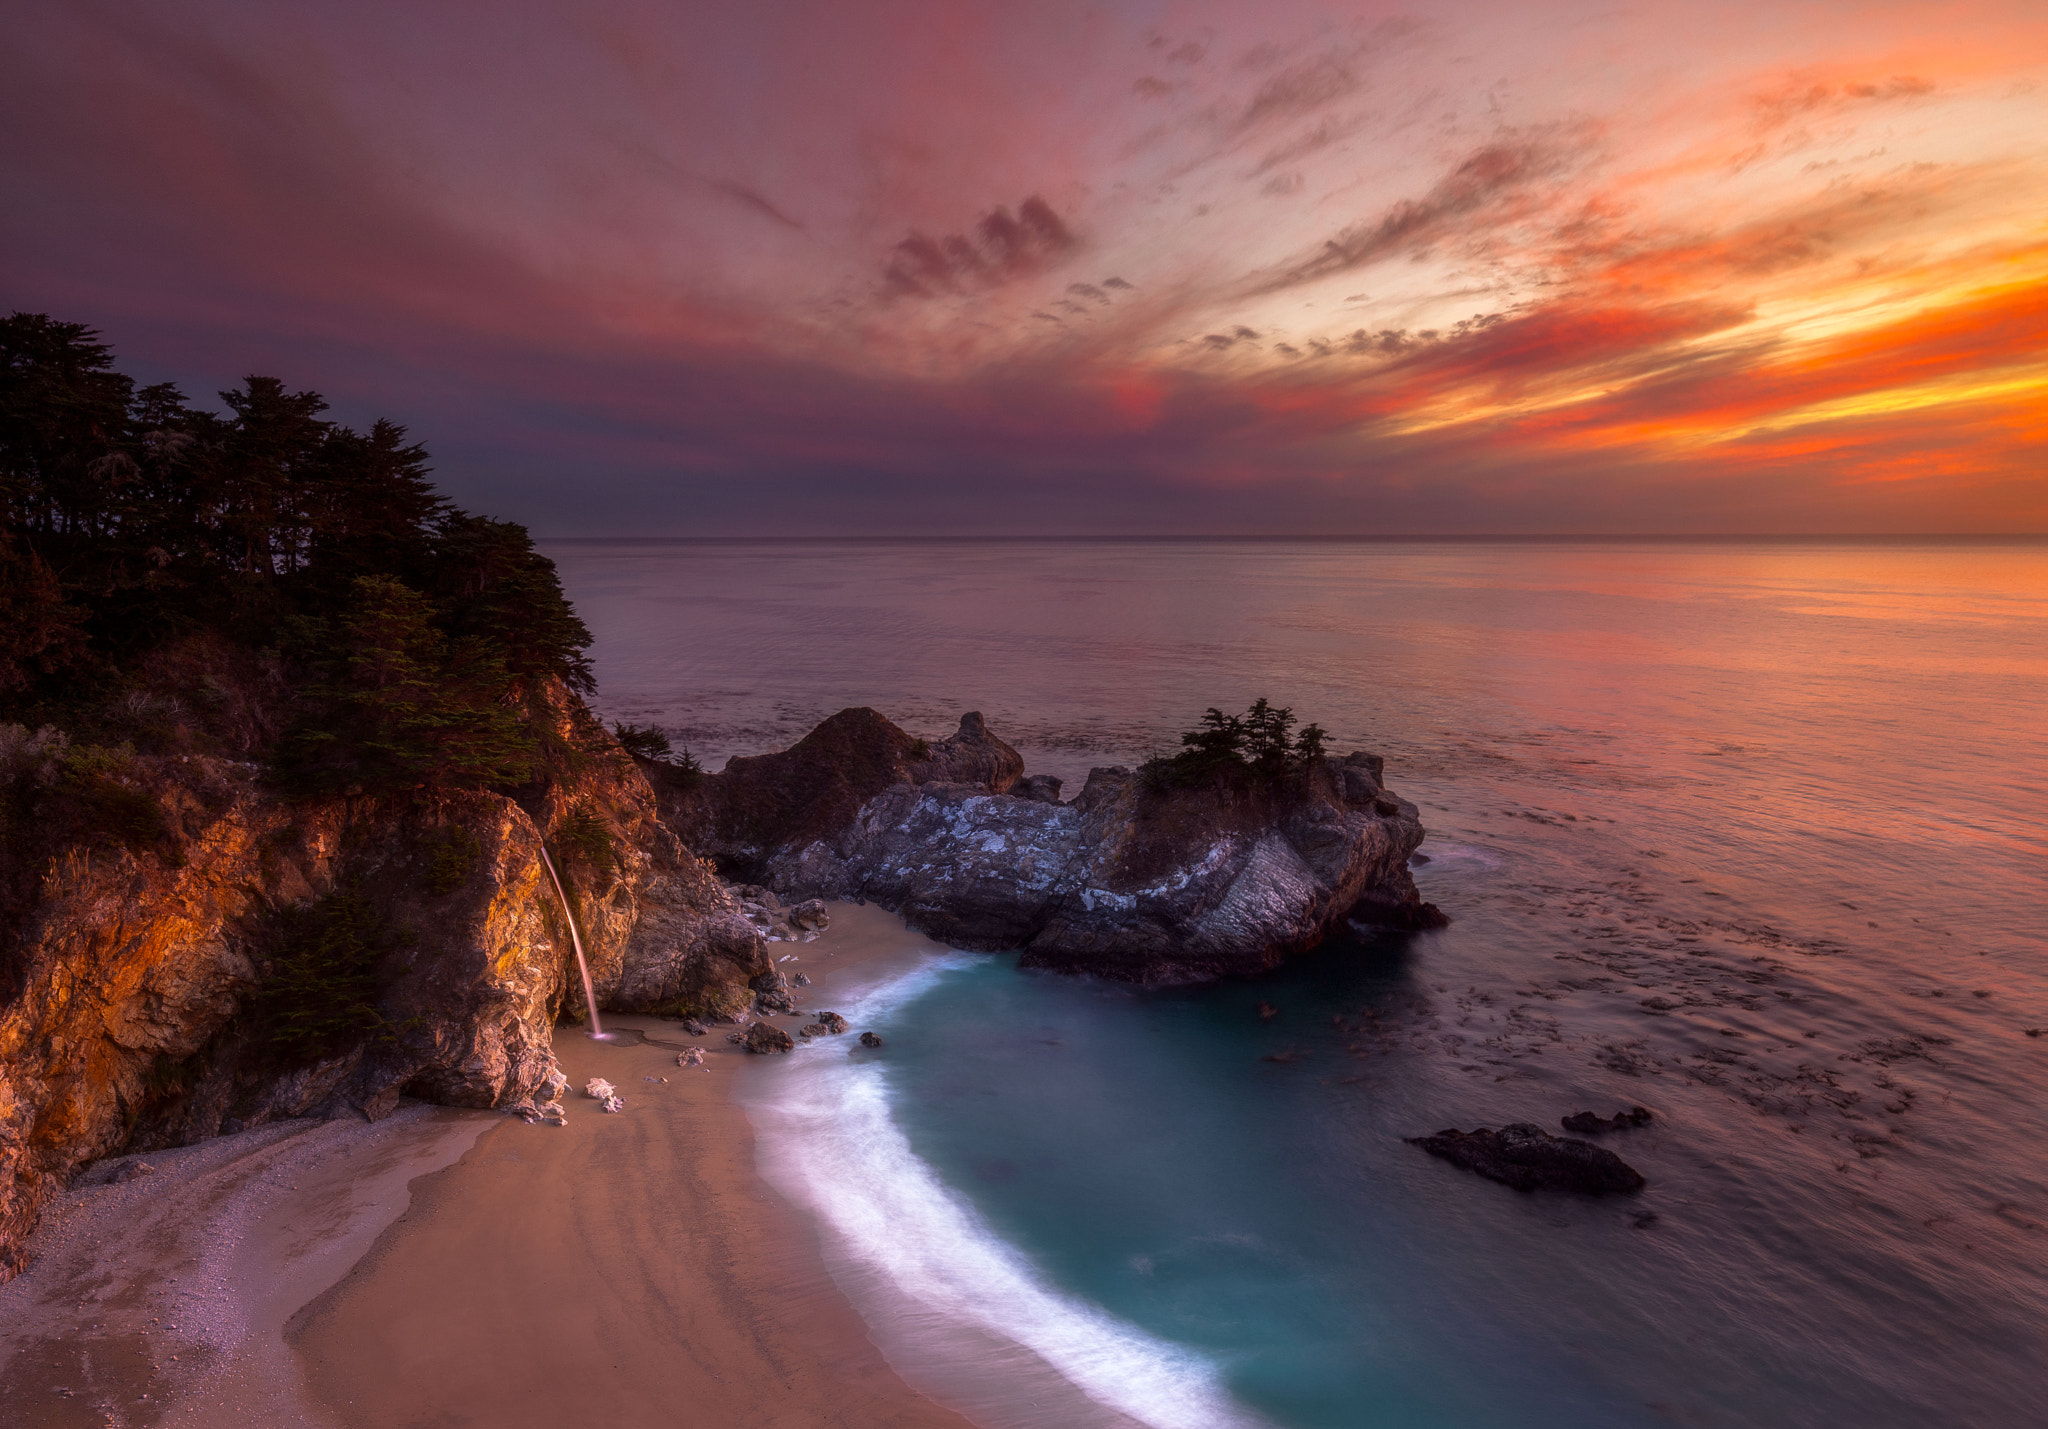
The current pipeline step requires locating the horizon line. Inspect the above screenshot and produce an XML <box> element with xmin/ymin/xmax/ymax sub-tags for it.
<box><xmin>535</xmin><ymin>532</ymin><xmax>2048</xmax><ymax>544</ymax></box>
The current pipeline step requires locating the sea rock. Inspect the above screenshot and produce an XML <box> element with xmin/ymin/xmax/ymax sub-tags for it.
<box><xmin>814</xmin><ymin>1011</ymin><xmax>848</xmax><ymax>1034</ymax></box>
<box><xmin>659</xmin><ymin>708</ymin><xmax>1023</xmax><ymax>879</ymax></box>
<box><xmin>752</xmin><ymin>744</ymin><xmax>1442</xmax><ymax>984</ymax></box>
<box><xmin>1562</xmin><ymin>1107</ymin><xmax>1654</xmax><ymax>1135</ymax></box>
<box><xmin>859</xmin><ymin>1032</ymin><xmax>884</xmax><ymax>1048</ymax></box>
<box><xmin>1407</xmin><ymin>1123</ymin><xmax>1646</xmax><ymax>1194</ymax></box>
<box><xmin>744</xmin><ymin>1022</ymin><xmax>795</xmax><ymax>1055</ymax></box>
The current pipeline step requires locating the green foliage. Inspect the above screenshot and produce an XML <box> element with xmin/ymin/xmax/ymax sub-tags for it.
<box><xmin>252</xmin><ymin>887</ymin><xmax>415</xmax><ymax>1063</ymax></box>
<box><xmin>420</xmin><ymin>824</ymin><xmax>483</xmax><ymax>896</ymax></box>
<box><xmin>1</xmin><ymin>312</ymin><xmax>598</xmax><ymax>797</ymax></box>
<box><xmin>49</xmin><ymin>741</ymin><xmax>178</xmax><ymax>860</ymax></box>
<box><xmin>905</xmin><ymin>737</ymin><xmax>932</xmax><ymax>760</ymax></box>
<box><xmin>552</xmin><ymin>807</ymin><xmax>616</xmax><ymax>878</ymax></box>
<box><xmin>612</xmin><ymin>720</ymin><xmax>704</xmax><ymax>787</ymax></box>
<box><xmin>1142</xmin><ymin>698</ymin><xmax>1330</xmax><ymax>791</ymax></box>
<box><xmin>276</xmin><ymin>575</ymin><xmax>537</xmax><ymax>798</ymax></box>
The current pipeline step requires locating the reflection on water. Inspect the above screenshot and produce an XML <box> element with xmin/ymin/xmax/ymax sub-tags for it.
<box><xmin>555</xmin><ymin>538</ymin><xmax>2048</xmax><ymax>1428</ymax></box>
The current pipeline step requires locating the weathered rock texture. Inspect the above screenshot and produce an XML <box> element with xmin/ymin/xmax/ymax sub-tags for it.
<box><xmin>0</xmin><ymin>684</ymin><xmax>767</xmax><ymax>1280</ymax></box>
<box><xmin>659</xmin><ymin>709</ymin><xmax>1023</xmax><ymax>879</ymax></box>
<box><xmin>668</xmin><ymin>708</ymin><xmax>1443</xmax><ymax>985</ymax></box>
<box><xmin>1407</xmin><ymin>1123</ymin><xmax>1647</xmax><ymax>1194</ymax></box>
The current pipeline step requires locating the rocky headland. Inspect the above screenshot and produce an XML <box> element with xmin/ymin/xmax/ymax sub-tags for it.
<box><xmin>0</xmin><ymin>674</ymin><xmax>772</xmax><ymax>1279</ymax></box>
<box><xmin>662</xmin><ymin>707</ymin><xmax>1445</xmax><ymax>984</ymax></box>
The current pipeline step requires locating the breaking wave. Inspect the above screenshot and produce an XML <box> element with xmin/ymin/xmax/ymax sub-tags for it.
<box><xmin>747</xmin><ymin>957</ymin><xmax>1266</xmax><ymax>1429</ymax></box>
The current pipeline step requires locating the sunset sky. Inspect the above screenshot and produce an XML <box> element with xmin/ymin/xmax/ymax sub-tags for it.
<box><xmin>5</xmin><ymin>0</ymin><xmax>2044</xmax><ymax>533</ymax></box>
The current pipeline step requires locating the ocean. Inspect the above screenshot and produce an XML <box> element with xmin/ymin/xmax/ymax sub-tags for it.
<box><xmin>547</xmin><ymin>537</ymin><xmax>2048</xmax><ymax>1429</ymax></box>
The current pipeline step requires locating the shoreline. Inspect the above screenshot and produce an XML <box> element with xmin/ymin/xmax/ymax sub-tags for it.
<box><xmin>0</xmin><ymin>905</ymin><xmax>977</xmax><ymax>1428</ymax></box>
<box><xmin>0</xmin><ymin>1101</ymin><xmax>492</xmax><ymax>1427</ymax></box>
<box><xmin>287</xmin><ymin>903</ymin><xmax>977</xmax><ymax>1428</ymax></box>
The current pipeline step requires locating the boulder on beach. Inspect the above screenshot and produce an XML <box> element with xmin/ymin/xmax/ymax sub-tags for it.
<box><xmin>789</xmin><ymin>899</ymin><xmax>831</xmax><ymax>931</ymax></box>
<box><xmin>1407</xmin><ymin>1123</ymin><xmax>1646</xmax><ymax>1194</ymax></box>
<box><xmin>815</xmin><ymin>1011</ymin><xmax>848</xmax><ymax>1034</ymax></box>
<box><xmin>1562</xmin><ymin>1107</ymin><xmax>1654</xmax><ymax>1135</ymax></box>
<box><xmin>744</xmin><ymin>1022</ymin><xmax>795</xmax><ymax>1055</ymax></box>
<box><xmin>677</xmin><ymin>1048</ymin><xmax>706</xmax><ymax>1068</ymax></box>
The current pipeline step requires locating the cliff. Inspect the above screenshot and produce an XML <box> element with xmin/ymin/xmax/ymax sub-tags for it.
<box><xmin>0</xmin><ymin>672</ymin><xmax>767</xmax><ymax>1281</ymax></box>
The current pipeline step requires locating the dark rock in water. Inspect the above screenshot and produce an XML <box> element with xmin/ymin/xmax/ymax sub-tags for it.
<box><xmin>1257</xmin><ymin>1001</ymin><xmax>1280</xmax><ymax>1021</ymax></box>
<box><xmin>859</xmin><ymin>1031</ymin><xmax>884</xmax><ymax>1048</ymax></box>
<box><xmin>815</xmin><ymin>1011</ymin><xmax>848</xmax><ymax>1034</ymax></box>
<box><xmin>1407</xmin><ymin>1123</ymin><xmax>1646</xmax><ymax>1194</ymax></box>
<box><xmin>1012</xmin><ymin>774</ymin><xmax>1064</xmax><ymax>804</ymax></box>
<box><xmin>1562</xmin><ymin>1106</ymin><xmax>1654</xmax><ymax>1135</ymax></box>
<box><xmin>744</xmin><ymin>1022</ymin><xmax>795</xmax><ymax>1055</ymax></box>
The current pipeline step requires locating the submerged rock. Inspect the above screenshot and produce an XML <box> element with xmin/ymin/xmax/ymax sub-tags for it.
<box><xmin>859</xmin><ymin>1031</ymin><xmax>884</xmax><ymax>1048</ymax></box>
<box><xmin>1562</xmin><ymin>1107</ymin><xmax>1654</xmax><ymax>1135</ymax></box>
<box><xmin>1407</xmin><ymin>1123</ymin><xmax>1646</xmax><ymax>1194</ymax></box>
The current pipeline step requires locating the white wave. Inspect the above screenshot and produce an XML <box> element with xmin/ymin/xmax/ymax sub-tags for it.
<box><xmin>751</xmin><ymin>957</ymin><xmax>1266</xmax><ymax>1429</ymax></box>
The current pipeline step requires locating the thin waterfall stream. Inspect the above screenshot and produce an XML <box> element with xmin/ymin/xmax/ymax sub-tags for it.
<box><xmin>537</xmin><ymin>843</ymin><xmax>604</xmax><ymax>1039</ymax></box>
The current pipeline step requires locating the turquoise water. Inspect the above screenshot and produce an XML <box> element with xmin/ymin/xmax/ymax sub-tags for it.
<box><xmin>554</xmin><ymin>538</ymin><xmax>2048</xmax><ymax>1428</ymax></box>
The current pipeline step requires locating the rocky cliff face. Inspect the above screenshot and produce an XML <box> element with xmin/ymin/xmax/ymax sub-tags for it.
<box><xmin>0</xmin><ymin>687</ymin><xmax>767</xmax><ymax>1280</ymax></box>
<box><xmin>671</xmin><ymin>708</ymin><xmax>1444</xmax><ymax>985</ymax></box>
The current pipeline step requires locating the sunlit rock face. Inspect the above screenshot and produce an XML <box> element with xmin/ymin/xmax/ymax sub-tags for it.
<box><xmin>0</xmin><ymin>683</ymin><xmax>767</xmax><ymax>1281</ymax></box>
<box><xmin>675</xmin><ymin>708</ymin><xmax>1441</xmax><ymax>985</ymax></box>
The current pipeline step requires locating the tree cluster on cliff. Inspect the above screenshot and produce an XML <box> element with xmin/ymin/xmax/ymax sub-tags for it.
<box><xmin>1141</xmin><ymin>697</ymin><xmax>1330</xmax><ymax>791</ymax></box>
<box><xmin>0</xmin><ymin>313</ymin><xmax>597</xmax><ymax>797</ymax></box>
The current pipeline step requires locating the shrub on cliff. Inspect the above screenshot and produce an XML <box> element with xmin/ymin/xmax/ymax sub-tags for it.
<box><xmin>251</xmin><ymin>887</ymin><xmax>417</xmax><ymax>1064</ymax></box>
<box><xmin>1142</xmin><ymin>698</ymin><xmax>1331</xmax><ymax>792</ymax></box>
<box><xmin>612</xmin><ymin>721</ymin><xmax>704</xmax><ymax>787</ymax></box>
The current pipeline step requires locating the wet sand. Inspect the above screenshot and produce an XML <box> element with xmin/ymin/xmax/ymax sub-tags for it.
<box><xmin>288</xmin><ymin>903</ymin><xmax>974</xmax><ymax>1428</ymax></box>
<box><xmin>0</xmin><ymin>1102</ymin><xmax>493</xmax><ymax>1428</ymax></box>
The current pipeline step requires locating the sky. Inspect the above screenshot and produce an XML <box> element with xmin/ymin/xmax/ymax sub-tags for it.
<box><xmin>4</xmin><ymin>0</ymin><xmax>2045</xmax><ymax>534</ymax></box>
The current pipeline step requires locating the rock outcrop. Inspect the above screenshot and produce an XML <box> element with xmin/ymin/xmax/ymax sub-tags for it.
<box><xmin>1562</xmin><ymin>1107</ymin><xmax>1654</xmax><ymax>1135</ymax></box>
<box><xmin>658</xmin><ymin>709</ymin><xmax>1022</xmax><ymax>879</ymax></box>
<box><xmin>1407</xmin><ymin>1124</ymin><xmax>1647</xmax><ymax>1194</ymax></box>
<box><xmin>665</xmin><ymin>708</ymin><xmax>1443</xmax><ymax>985</ymax></box>
<box><xmin>0</xmin><ymin>683</ymin><xmax>769</xmax><ymax>1280</ymax></box>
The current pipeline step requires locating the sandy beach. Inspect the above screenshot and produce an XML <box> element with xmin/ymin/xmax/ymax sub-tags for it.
<box><xmin>1</xmin><ymin>905</ymin><xmax>975</xmax><ymax>1429</ymax></box>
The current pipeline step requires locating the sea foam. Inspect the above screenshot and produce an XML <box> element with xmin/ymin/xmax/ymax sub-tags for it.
<box><xmin>749</xmin><ymin>957</ymin><xmax>1267</xmax><ymax>1429</ymax></box>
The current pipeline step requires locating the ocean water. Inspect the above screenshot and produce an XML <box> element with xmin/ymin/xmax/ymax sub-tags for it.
<box><xmin>549</xmin><ymin>538</ymin><xmax>2048</xmax><ymax>1428</ymax></box>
